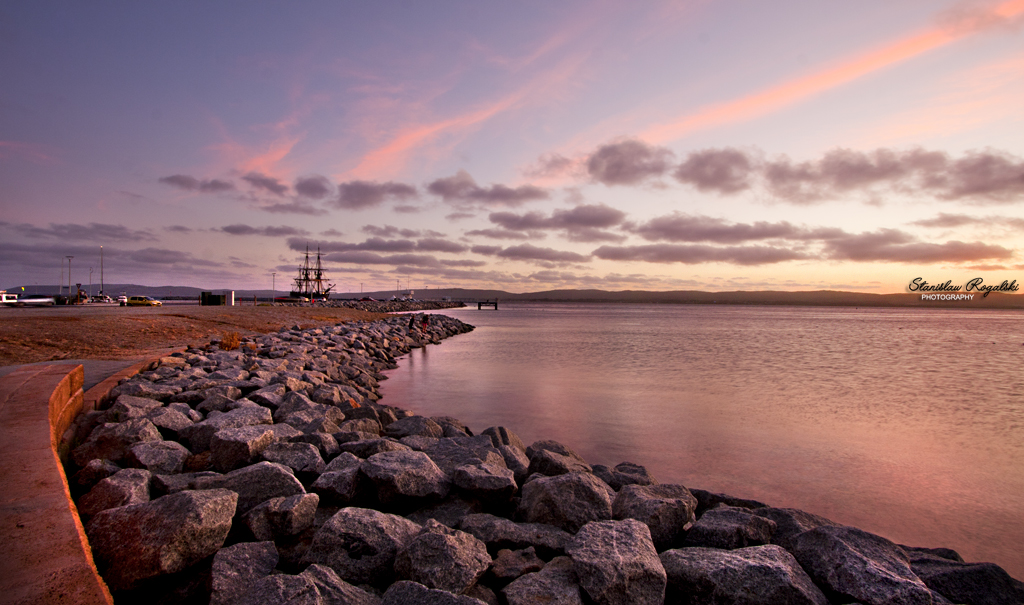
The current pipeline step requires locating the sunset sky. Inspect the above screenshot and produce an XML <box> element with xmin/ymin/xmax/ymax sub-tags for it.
<box><xmin>2</xmin><ymin>1</ymin><xmax>1023</xmax><ymax>294</ymax></box>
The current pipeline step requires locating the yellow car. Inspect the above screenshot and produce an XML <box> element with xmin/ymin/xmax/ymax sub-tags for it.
<box><xmin>127</xmin><ymin>295</ymin><xmax>163</xmax><ymax>307</ymax></box>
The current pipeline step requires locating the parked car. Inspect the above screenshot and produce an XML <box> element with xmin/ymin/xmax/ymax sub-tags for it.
<box><xmin>127</xmin><ymin>295</ymin><xmax>162</xmax><ymax>307</ymax></box>
<box><xmin>18</xmin><ymin>294</ymin><xmax>56</xmax><ymax>306</ymax></box>
<box><xmin>117</xmin><ymin>295</ymin><xmax>128</xmax><ymax>306</ymax></box>
<box><xmin>89</xmin><ymin>294</ymin><xmax>114</xmax><ymax>304</ymax></box>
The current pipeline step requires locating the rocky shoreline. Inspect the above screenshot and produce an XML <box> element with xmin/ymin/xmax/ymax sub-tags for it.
<box><xmin>61</xmin><ymin>313</ymin><xmax>1023</xmax><ymax>604</ymax></box>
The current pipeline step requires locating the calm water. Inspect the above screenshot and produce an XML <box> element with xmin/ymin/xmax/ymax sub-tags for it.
<box><xmin>379</xmin><ymin>303</ymin><xmax>1024</xmax><ymax>578</ymax></box>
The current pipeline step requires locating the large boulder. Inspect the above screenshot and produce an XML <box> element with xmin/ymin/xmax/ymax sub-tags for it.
<box><xmin>195</xmin><ymin>461</ymin><xmax>305</xmax><ymax>515</ymax></box>
<box><xmin>338</xmin><ymin>438</ymin><xmax>412</xmax><ymax>459</ymax></box>
<box><xmin>72</xmin><ymin>418</ymin><xmax>162</xmax><ymax>465</ymax></box>
<box><xmin>907</xmin><ymin>549</ymin><xmax>1024</xmax><ymax>605</ymax></box>
<box><xmin>312</xmin><ymin>453</ymin><xmax>368</xmax><ymax>506</ymax></box>
<box><xmin>180</xmin><ymin>405</ymin><xmax>273</xmax><ymax>452</ymax></box>
<box><xmin>452</xmin><ymin>463</ymin><xmax>517</xmax><ymax>501</ymax></box>
<box><xmin>459</xmin><ymin>513</ymin><xmax>571</xmax><ymax>560</ymax></box>
<box><xmin>105</xmin><ymin>394</ymin><xmax>164</xmax><ymax>422</ymax></box>
<box><xmin>261</xmin><ymin>442</ymin><xmax>326</xmax><ymax>480</ymax></box>
<box><xmin>126</xmin><ymin>440</ymin><xmax>192</xmax><ymax>474</ymax></box>
<box><xmin>77</xmin><ymin>468</ymin><xmax>151</xmax><ymax>518</ymax></box>
<box><xmin>592</xmin><ymin>462</ymin><xmax>657</xmax><ymax>490</ymax></box>
<box><xmin>243</xmin><ymin>493</ymin><xmax>320</xmax><ymax>541</ymax></box>
<box><xmin>612</xmin><ymin>484</ymin><xmax>697</xmax><ymax>551</ymax></box>
<box><xmin>517</xmin><ymin>472</ymin><xmax>613</xmax><ymax>533</ymax></box>
<box><xmin>302</xmin><ymin>507</ymin><xmax>421</xmax><ymax>587</ymax></box>
<box><xmin>481</xmin><ymin>426</ymin><xmax>526</xmax><ymax>453</ymax></box>
<box><xmin>502</xmin><ymin>556</ymin><xmax>583</xmax><ymax>605</ymax></box>
<box><xmin>381</xmin><ymin>581</ymin><xmax>487</xmax><ymax>605</ymax></box>
<box><xmin>684</xmin><ymin>505</ymin><xmax>776</xmax><ymax>549</ymax></box>
<box><xmin>209</xmin><ymin>425</ymin><xmax>276</xmax><ymax>472</ymax></box>
<box><xmin>360</xmin><ymin>450</ymin><xmax>449</xmax><ymax>508</ymax></box>
<box><xmin>383</xmin><ymin>415</ymin><xmax>444</xmax><ymax>439</ymax></box>
<box><xmin>144</xmin><ymin>407</ymin><xmax>195</xmax><ymax>441</ymax></box>
<box><xmin>790</xmin><ymin>525</ymin><xmax>936</xmax><ymax>605</ymax></box>
<box><xmin>210</xmin><ymin>541</ymin><xmax>279</xmax><ymax>605</ymax></box>
<box><xmin>660</xmin><ymin>545</ymin><xmax>829</xmax><ymax>605</ymax></box>
<box><xmin>490</xmin><ymin>547</ymin><xmax>545</xmax><ymax>585</ymax></box>
<box><xmin>85</xmin><ymin>489</ymin><xmax>237</xmax><ymax>591</ymax></box>
<box><xmin>753</xmin><ymin>507</ymin><xmax>838</xmax><ymax>551</ymax></box>
<box><xmin>395</xmin><ymin>519</ymin><xmax>491</xmax><ymax>594</ymax></box>
<box><xmin>565</xmin><ymin>519</ymin><xmax>666</xmax><ymax>605</ymax></box>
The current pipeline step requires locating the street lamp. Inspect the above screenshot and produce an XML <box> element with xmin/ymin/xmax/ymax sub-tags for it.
<box><xmin>272</xmin><ymin>272</ymin><xmax>276</xmax><ymax>301</ymax></box>
<box><xmin>66</xmin><ymin>256</ymin><xmax>74</xmax><ymax>302</ymax></box>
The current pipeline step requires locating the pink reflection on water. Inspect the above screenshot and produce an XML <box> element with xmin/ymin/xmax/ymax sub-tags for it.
<box><xmin>381</xmin><ymin>304</ymin><xmax>1024</xmax><ymax>578</ymax></box>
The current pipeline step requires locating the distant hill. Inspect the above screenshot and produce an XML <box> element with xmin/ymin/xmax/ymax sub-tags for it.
<box><xmin>5</xmin><ymin>284</ymin><xmax>1021</xmax><ymax>309</ymax></box>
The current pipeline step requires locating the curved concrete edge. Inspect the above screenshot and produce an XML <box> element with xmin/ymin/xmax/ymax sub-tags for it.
<box><xmin>0</xmin><ymin>348</ymin><xmax>184</xmax><ymax>605</ymax></box>
<box><xmin>0</xmin><ymin>364</ymin><xmax>113</xmax><ymax>605</ymax></box>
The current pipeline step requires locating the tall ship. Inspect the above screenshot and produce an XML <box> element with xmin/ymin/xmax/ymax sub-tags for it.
<box><xmin>290</xmin><ymin>245</ymin><xmax>334</xmax><ymax>300</ymax></box>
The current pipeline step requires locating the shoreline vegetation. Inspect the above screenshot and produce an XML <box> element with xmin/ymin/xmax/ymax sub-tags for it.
<box><xmin>58</xmin><ymin>305</ymin><xmax>1023</xmax><ymax>604</ymax></box>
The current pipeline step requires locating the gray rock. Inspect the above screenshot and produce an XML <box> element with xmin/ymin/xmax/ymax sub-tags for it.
<box><xmin>207</xmin><ymin>367</ymin><xmax>250</xmax><ymax>381</ymax></box>
<box><xmin>72</xmin><ymin>458</ymin><xmax>120</xmax><ymax>491</ymax></box>
<box><xmin>195</xmin><ymin>461</ymin><xmax>306</xmax><ymax>515</ymax></box>
<box><xmin>502</xmin><ymin>557</ymin><xmax>583</xmax><ymax>605</ymax></box>
<box><xmin>465</xmin><ymin>584</ymin><xmax>499</xmax><ymax>605</ymax></box>
<box><xmin>167</xmin><ymin>401</ymin><xmax>203</xmax><ymax>422</ymax></box>
<box><xmin>197</xmin><ymin>393</ymin><xmax>238</xmax><ymax>415</ymax></box>
<box><xmin>238</xmin><ymin>574</ymin><xmax>320</xmax><ymax>605</ymax></box>
<box><xmin>459</xmin><ymin>513</ymin><xmax>571</xmax><ymax>560</ymax></box>
<box><xmin>908</xmin><ymin>550</ymin><xmax>1024</xmax><ymax>605</ymax></box>
<box><xmin>592</xmin><ymin>462</ymin><xmax>657</xmax><ymax>490</ymax></box>
<box><xmin>262</xmin><ymin>441</ymin><xmax>327</xmax><ymax>479</ymax></box>
<box><xmin>381</xmin><ymin>581</ymin><xmax>487</xmax><ymax>605</ymax></box>
<box><xmin>361</xmin><ymin>450</ymin><xmax>449</xmax><ymax>507</ymax></box>
<box><xmin>422</xmin><ymin>438</ymin><xmax>506</xmax><ymax>476</ymax></box>
<box><xmin>72</xmin><ymin>418</ymin><xmax>163</xmax><ymax>465</ymax></box>
<box><xmin>125</xmin><ymin>440</ymin><xmax>192</xmax><ymax>474</ymax></box>
<box><xmin>399</xmin><ymin>435</ymin><xmax>440</xmax><ymax>451</ymax></box>
<box><xmin>339</xmin><ymin>438</ymin><xmax>412</xmax><ymax>459</ymax></box>
<box><xmin>405</xmin><ymin>497</ymin><xmax>483</xmax><ymax>529</ymax></box>
<box><xmin>77</xmin><ymin>468</ymin><xmax>151</xmax><ymax>517</ymax></box>
<box><xmin>86</xmin><ymin>489</ymin><xmax>237</xmax><ymax>591</ymax></box>
<box><xmin>612</xmin><ymin>484</ymin><xmax>697</xmax><ymax>551</ymax></box>
<box><xmin>273</xmin><ymin>391</ymin><xmax>329</xmax><ymax>424</ymax></box>
<box><xmin>481</xmin><ymin>426</ymin><xmax>526</xmax><ymax>453</ymax></box>
<box><xmin>395</xmin><ymin>519</ymin><xmax>491</xmax><ymax>594</ymax></box>
<box><xmin>312</xmin><ymin>466</ymin><xmax>367</xmax><ymax>506</ymax></box>
<box><xmin>210</xmin><ymin>425</ymin><xmax>276</xmax><ymax>472</ymax></box>
<box><xmin>301</xmin><ymin>564</ymin><xmax>382</xmax><ymax>605</ymax></box>
<box><xmin>210</xmin><ymin>541</ymin><xmax>280</xmax><ymax>605</ymax></box>
<box><xmin>661</xmin><ymin>545</ymin><xmax>829</xmax><ymax>605</ymax></box>
<box><xmin>290</xmin><ymin>432</ymin><xmax>341</xmax><ymax>459</ymax></box>
<box><xmin>753</xmin><ymin>506</ymin><xmax>839</xmax><ymax>551</ymax></box>
<box><xmin>106</xmin><ymin>394</ymin><xmax>165</xmax><ymax>422</ymax></box>
<box><xmin>517</xmin><ymin>472</ymin><xmax>613</xmax><ymax>533</ymax></box>
<box><xmin>791</xmin><ymin>525</ymin><xmax>935</xmax><ymax>605</ymax></box>
<box><xmin>566</xmin><ymin>519</ymin><xmax>666</xmax><ymax>605</ymax></box>
<box><xmin>383</xmin><ymin>415</ymin><xmax>444</xmax><ymax>439</ymax></box>
<box><xmin>496</xmin><ymin>445</ymin><xmax>530</xmax><ymax>485</ymax></box>
<box><xmin>249</xmin><ymin>383</ymin><xmax>287</xmax><ymax>409</ymax></box>
<box><xmin>111</xmin><ymin>379</ymin><xmax>182</xmax><ymax>401</ymax></box>
<box><xmin>244</xmin><ymin>493</ymin><xmax>321</xmax><ymax>540</ymax></box>
<box><xmin>324</xmin><ymin>451</ymin><xmax>363</xmax><ymax>472</ymax></box>
<box><xmin>180</xmin><ymin>405</ymin><xmax>273</xmax><ymax>452</ymax></box>
<box><xmin>684</xmin><ymin>505</ymin><xmax>777</xmax><ymax>549</ymax></box>
<box><xmin>339</xmin><ymin>418</ymin><xmax>382</xmax><ymax>435</ymax></box>
<box><xmin>268</xmin><ymin>423</ymin><xmax>305</xmax><ymax>441</ymax></box>
<box><xmin>452</xmin><ymin>463</ymin><xmax>517</xmax><ymax>500</ymax></box>
<box><xmin>491</xmin><ymin>547</ymin><xmax>545</xmax><ymax>584</ymax></box>
<box><xmin>432</xmin><ymin>416</ymin><xmax>472</xmax><ymax>437</ymax></box>
<box><xmin>527</xmin><ymin>449</ymin><xmax>592</xmax><ymax>476</ymax></box>
<box><xmin>525</xmin><ymin>440</ymin><xmax>586</xmax><ymax>463</ymax></box>
<box><xmin>302</xmin><ymin>507</ymin><xmax>421</xmax><ymax>587</ymax></box>
<box><xmin>151</xmin><ymin>471</ymin><xmax>222</xmax><ymax>496</ymax></box>
<box><xmin>690</xmin><ymin>488</ymin><xmax>769</xmax><ymax>516</ymax></box>
<box><xmin>144</xmin><ymin>407</ymin><xmax>195</xmax><ymax>440</ymax></box>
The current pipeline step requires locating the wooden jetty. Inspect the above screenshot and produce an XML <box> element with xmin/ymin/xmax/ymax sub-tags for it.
<box><xmin>477</xmin><ymin>299</ymin><xmax>498</xmax><ymax>310</ymax></box>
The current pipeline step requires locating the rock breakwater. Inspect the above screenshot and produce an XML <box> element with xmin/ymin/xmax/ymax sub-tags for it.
<box><xmin>62</xmin><ymin>314</ymin><xmax>1023</xmax><ymax>604</ymax></box>
<box><xmin>280</xmin><ymin>299</ymin><xmax>467</xmax><ymax>314</ymax></box>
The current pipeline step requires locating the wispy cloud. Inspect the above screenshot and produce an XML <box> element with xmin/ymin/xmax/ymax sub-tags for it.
<box><xmin>158</xmin><ymin>174</ymin><xmax>234</xmax><ymax>193</ymax></box>
<box><xmin>427</xmin><ymin>170</ymin><xmax>548</xmax><ymax>206</ymax></box>
<box><xmin>332</xmin><ymin>181</ymin><xmax>418</xmax><ymax>210</ymax></box>
<box><xmin>3</xmin><ymin>221</ymin><xmax>156</xmax><ymax>242</ymax></box>
<box><xmin>220</xmin><ymin>224</ymin><xmax>310</xmax><ymax>237</ymax></box>
<box><xmin>640</xmin><ymin>0</ymin><xmax>1024</xmax><ymax>144</ymax></box>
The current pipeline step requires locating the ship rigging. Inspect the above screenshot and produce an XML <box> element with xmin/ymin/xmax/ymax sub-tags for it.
<box><xmin>291</xmin><ymin>245</ymin><xmax>334</xmax><ymax>300</ymax></box>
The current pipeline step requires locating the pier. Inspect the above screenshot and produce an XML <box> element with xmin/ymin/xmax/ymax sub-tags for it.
<box><xmin>477</xmin><ymin>299</ymin><xmax>498</xmax><ymax>310</ymax></box>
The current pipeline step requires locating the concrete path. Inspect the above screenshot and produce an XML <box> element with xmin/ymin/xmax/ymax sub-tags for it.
<box><xmin>0</xmin><ymin>358</ymin><xmax>150</xmax><ymax>392</ymax></box>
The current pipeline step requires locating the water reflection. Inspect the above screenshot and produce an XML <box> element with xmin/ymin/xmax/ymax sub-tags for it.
<box><xmin>381</xmin><ymin>304</ymin><xmax>1024</xmax><ymax>578</ymax></box>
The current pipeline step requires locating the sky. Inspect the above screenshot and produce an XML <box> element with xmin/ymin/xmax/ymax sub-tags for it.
<box><xmin>2</xmin><ymin>1</ymin><xmax>1023</xmax><ymax>295</ymax></box>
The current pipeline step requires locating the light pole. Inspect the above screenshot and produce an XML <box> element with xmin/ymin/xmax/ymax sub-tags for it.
<box><xmin>66</xmin><ymin>256</ymin><xmax>74</xmax><ymax>302</ymax></box>
<box><xmin>100</xmin><ymin>245</ymin><xmax>104</xmax><ymax>295</ymax></box>
<box><xmin>271</xmin><ymin>273</ymin><xmax>276</xmax><ymax>301</ymax></box>
<box><xmin>89</xmin><ymin>267</ymin><xmax>93</xmax><ymax>298</ymax></box>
